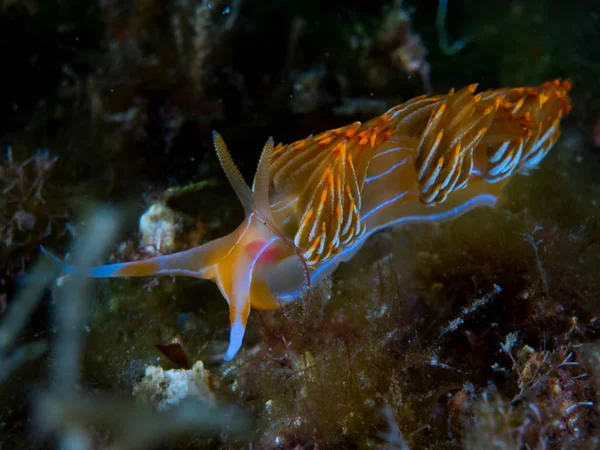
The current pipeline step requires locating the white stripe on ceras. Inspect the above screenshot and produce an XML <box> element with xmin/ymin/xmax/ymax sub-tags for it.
<box><xmin>421</xmin><ymin>159</ymin><xmax>444</xmax><ymax>195</ymax></box>
<box><xmin>308</xmin><ymin>184</ymin><xmax>327</xmax><ymax>243</ymax></box>
<box><xmin>386</xmin><ymin>98</ymin><xmax>438</xmax><ymax>122</ymax></box>
<box><xmin>489</xmin><ymin>142</ymin><xmax>511</xmax><ymax>164</ymax></box>
<box><xmin>417</xmin><ymin>130</ymin><xmax>444</xmax><ymax>182</ymax></box>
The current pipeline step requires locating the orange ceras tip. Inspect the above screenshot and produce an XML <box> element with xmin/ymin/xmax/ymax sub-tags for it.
<box><xmin>41</xmin><ymin>79</ymin><xmax>572</xmax><ymax>361</ymax></box>
<box><xmin>369</xmin><ymin>131</ymin><xmax>378</xmax><ymax>148</ymax></box>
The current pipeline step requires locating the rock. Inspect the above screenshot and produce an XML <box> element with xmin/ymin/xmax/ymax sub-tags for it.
<box><xmin>133</xmin><ymin>361</ymin><xmax>219</xmax><ymax>412</ymax></box>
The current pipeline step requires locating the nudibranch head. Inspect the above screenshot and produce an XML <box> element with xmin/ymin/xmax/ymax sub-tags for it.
<box><xmin>209</xmin><ymin>132</ymin><xmax>309</xmax><ymax>360</ymax></box>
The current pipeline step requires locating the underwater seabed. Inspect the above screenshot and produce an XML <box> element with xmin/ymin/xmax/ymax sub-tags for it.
<box><xmin>1</xmin><ymin>0</ymin><xmax>600</xmax><ymax>447</ymax></box>
<box><xmin>1</xmin><ymin>124</ymin><xmax>597</xmax><ymax>449</ymax></box>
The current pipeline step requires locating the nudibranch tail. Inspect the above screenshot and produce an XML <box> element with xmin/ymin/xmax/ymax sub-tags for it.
<box><xmin>39</xmin><ymin>234</ymin><xmax>235</xmax><ymax>280</ymax></box>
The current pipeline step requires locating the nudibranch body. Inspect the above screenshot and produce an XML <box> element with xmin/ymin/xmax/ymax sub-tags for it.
<box><xmin>42</xmin><ymin>80</ymin><xmax>572</xmax><ymax>360</ymax></box>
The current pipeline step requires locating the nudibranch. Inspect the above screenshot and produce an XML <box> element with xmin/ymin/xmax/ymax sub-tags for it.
<box><xmin>42</xmin><ymin>79</ymin><xmax>572</xmax><ymax>360</ymax></box>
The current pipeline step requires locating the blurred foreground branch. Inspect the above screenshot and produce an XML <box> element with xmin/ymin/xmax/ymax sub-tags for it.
<box><xmin>36</xmin><ymin>392</ymin><xmax>250</xmax><ymax>450</ymax></box>
<box><xmin>1</xmin><ymin>206</ymin><xmax>249</xmax><ymax>449</ymax></box>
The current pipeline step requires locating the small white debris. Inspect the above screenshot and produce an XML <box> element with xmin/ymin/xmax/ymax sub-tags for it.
<box><xmin>133</xmin><ymin>361</ymin><xmax>218</xmax><ymax>412</ymax></box>
<box><xmin>139</xmin><ymin>203</ymin><xmax>181</xmax><ymax>254</ymax></box>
